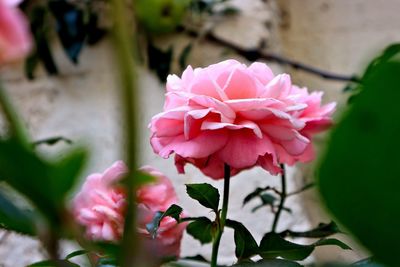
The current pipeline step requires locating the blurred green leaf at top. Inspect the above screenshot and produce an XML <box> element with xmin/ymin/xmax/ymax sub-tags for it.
<box><xmin>318</xmin><ymin>56</ymin><xmax>400</xmax><ymax>266</ymax></box>
<box><xmin>135</xmin><ymin>0</ymin><xmax>191</xmax><ymax>34</ymax></box>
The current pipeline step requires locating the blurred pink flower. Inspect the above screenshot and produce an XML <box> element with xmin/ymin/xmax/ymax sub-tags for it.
<box><xmin>73</xmin><ymin>161</ymin><xmax>185</xmax><ymax>257</ymax></box>
<box><xmin>0</xmin><ymin>0</ymin><xmax>32</xmax><ymax>64</ymax></box>
<box><xmin>137</xmin><ymin>166</ymin><xmax>187</xmax><ymax>258</ymax></box>
<box><xmin>149</xmin><ymin>60</ymin><xmax>335</xmax><ymax>179</ymax></box>
<box><xmin>73</xmin><ymin>161</ymin><xmax>127</xmax><ymax>241</ymax></box>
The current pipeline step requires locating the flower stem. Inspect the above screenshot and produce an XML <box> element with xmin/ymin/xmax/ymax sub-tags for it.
<box><xmin>271</xmin><ymin>164</ymin><xmax>286</xmax><ymax>232</ymax></box>
<box><xmin>109</xmin><ymin>0</ymin><xmax>139</xmax><ymax>265</ymax></box>
<box><xmin>211</xmin><ymin>164</ymin><xmax>231</xmax><ymax>267</ymax></box>
<box><xmin>0</xmin><ymin>81</ymin><xmax>28</xmax><ymax>145</ymax></box>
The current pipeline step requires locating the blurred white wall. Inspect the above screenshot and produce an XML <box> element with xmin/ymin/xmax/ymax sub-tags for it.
<box><xmin>1</xmin><ymin>0</ymin><xmax>399</xmax><ymax>266</ymax></box>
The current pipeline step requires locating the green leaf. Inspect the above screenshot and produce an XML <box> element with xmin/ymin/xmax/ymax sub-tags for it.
<box><xmin>65</xmin><ymin>249</ymin><xmax>90</xmax><ymax>260</ymax></box>
<box><xmin>146</xmin><ymin>204</ymin><xmax>183</xmax><ymax>238</ymax></box>
<box><xmin>186</xmin><ymin>217</ymin><xmax>213</xmax><ymax>244</ymax></box>
<box><xmin>182</xmin><ymin>255</ymin><xmax>209</xmax><ymax>263</ymax></box>
<box><xmin>226</xmin><ymin>219</ymin><xmax>259</xmax><ymax>260</ymax></box>
<box><xmin>259</xmin><ymin>232</ymin><xmax>313</xmax><ymax>261</ymax></box>
<box><xmin>0</xmin><ymin>138</ymin><xmax>87</xmax><ymax>226</ymax></box>
<box><xmin>314</xmin><ymin>238</ymin><xmax>351</xmax><ymax>250</ymax></box>
<box><xmin>0</xmin><ymin>191</ymin><xmax>36</xmax><ymax>235</ymax></box>
<box><xmin>353</xmin><ymin>257</ymin><xmax>387</xmax><ymax>267</ymax></box>
<box><xmin>280</xmin><ymin>221</ymin><xmax>340</xmax><ymax>238</ymax></box>
<box><xmin>186</xmin><ymin>183</ymin><xmax>220</xmax><ymax>211</ymax></box>
<box><xmin>317</xmin><ymin>60</ymin><xmax>400</xmax><ymax>267</ymax></box>
<box><xmin>232</xmin><ymin>259</ymin><xmax>302</xmax><ymax>267</ymax></box>
<box><xmin>28</xmin><ymin>259</ymin><xmax>79</xmax><ymax>266</ymax></box>
<box><xmin>50</xmin><ymin>148</ymin><xmax>88</xmax><ymax>198</ymax></box>
<box><xmin>96</xmin><ymin>257</ymin><xmax>118</xmax><ymax>267</ymax></box>
<box><xmin>259</xmin><ymin>232</ymin><xmax>350</xmax><ymax>261</ymax></box>
<box><xmin>363</xmin><ymin>44</ymin><xmax>400</xmax><ymax>80</ymax></box>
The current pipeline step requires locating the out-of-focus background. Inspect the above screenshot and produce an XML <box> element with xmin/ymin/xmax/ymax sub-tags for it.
<box><xmin>0</xmin><ymin>0</ymin><xmax>399</xmax><ymax>266</ymax></box>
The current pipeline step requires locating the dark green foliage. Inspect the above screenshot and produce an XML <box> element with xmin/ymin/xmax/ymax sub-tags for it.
<box><xmin>148</xmin><ymin>41</ymin><xmax>174</xmax><ymax>82</ymax></box>
<box><xmin>28</xmin><ymin>259</ymin><xmax>80</xmax><ymax>267</ymax></box>
<box><xmin>279</xmin><ymin>221</ymin><xmax>341</xmax><ymax>238</ymax></box>
<box><xmin>0</xmin><ymin>137</ymin><xmax>87</xmax><ymax>227</ymax></box>
<box><xmin>26</xmin><ymin>6</ymin><xmax>58</xmax><ymax>78</ymax></box>
<box><xmin>186</xmin><ymin>183</ymin><xmax>220</xmax><ymax>211</ymax></box>
<box><xmin>0</xmin><ymin>191</ymin><xmax>36</xmax><ymax>235</ymax></box>
<box><xmin>318</xmin><ymin>60</ymin><xmax>400</xmax><ymax>266</ymax></box>
<box><xmin>259</xmin><ymin>232</ymin><xmax>350</xmax><ymax>261</ymax></box>
<box><xmin>232</xmin><ymin>259</ymin><xmax>302</xmax><ymax>267</ymax></box>
<box><xmin>186</xmin><ymin>217</ymin><xmax>214</xmax><ymax>244</ymax></box>
<box><xmin>226</xmin><ymin>219</ymin><xmax>259</xmax><ymax>260</ymax></box>
<box><xmin>48</xmin><ymin>0</ymin><xmax>87</xmax><ymax>64</ymax></box>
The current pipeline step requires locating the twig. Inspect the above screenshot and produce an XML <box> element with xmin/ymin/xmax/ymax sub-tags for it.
<box><xmin>286</xmin><ymin>182</ymin><xmax>315</xmax><ymax>197</ymax></box>
<box><xmin>180</xmin><ymin>26</ymin><xmax>360</xmax><ymax>83</ymax></box>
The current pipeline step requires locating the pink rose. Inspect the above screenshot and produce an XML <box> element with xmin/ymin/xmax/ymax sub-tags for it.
<box><xmin>137</xmin><ymin>166</ymin><xmax>187</xmax><ymax>258</ymax></box>
<box><xmin>0</xmin><ymin>0</ymin><xmax>32</xmax><ymax>64</ymax></box>
<box><xmin>149</xmin><ymin>60</ymin><xmax>335</xmax><ymax>179</ymax></box>
<box><xmin>73</xmin><ymin>161</ymin><xmax>128</xmax><ymax>241</ymax></box>
<box><xmin>72</xmin><ymin>162</ymin><xmax>186</xmax><ymax>258</ymax></box>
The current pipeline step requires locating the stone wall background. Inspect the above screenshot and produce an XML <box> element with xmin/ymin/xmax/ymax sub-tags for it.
<box><xmin>0</xmin><ymin>0</ymin><xmax>399</xmax><ymax>266</ymax></box>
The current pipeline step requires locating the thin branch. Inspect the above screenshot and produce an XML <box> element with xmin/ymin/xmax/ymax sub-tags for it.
<box><xmin>180</xmin><ymin>26</ymin><xmax>360</xmax><ymax>83</ymax></box>
<box><xmin>287</xmin><ymin>182</ymin><xmax>315</xmax><ymax>197</ymax></box>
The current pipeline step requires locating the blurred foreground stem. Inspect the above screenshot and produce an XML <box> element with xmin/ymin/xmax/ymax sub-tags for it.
<box><xmin>271</xmin><ymin>164</ymin><xmax>286</xmax><ymax>232</ymax></box>
<box><xmin>109</xmin><ymin>0</ymin><xmax>140</xmax><ymax>265</ymax></box>
<box><xmin>0</xmin><ymin>81</ymin><xmax>28</xmax><ymax>145</ymax></box>
<box><xmin>211</xmin><ymin>164</ymin><xmax>231</xmax><ymax>267</ymax></box>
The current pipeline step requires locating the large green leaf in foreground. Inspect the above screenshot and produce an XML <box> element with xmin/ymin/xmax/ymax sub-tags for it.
<box><xmin>318</xmin><ymin>61</ymin><xmax>400</xmax><ymax>267</ymax></box>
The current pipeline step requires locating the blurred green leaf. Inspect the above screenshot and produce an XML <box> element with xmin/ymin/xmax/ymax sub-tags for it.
<box><xmin>186</xmin><ymin>217</ymin><xmax>213</xmax><ymax>244</ymax></box>
<box><xmin>28</xmin><ymin>259</ymin><xmax>79</xmax><ymax>266</ymax></box>
<box><xmin>136</xmin><ymin>0</ymin><xmax>190</xmax><ymax>34</ymax></box>
<box><xmin>259</xmin><ymin>232</ymin><xmax>350</xmax><ymax>261</ymax></box>
<box><xmin>318</xmin><ymin>61</ymin><xmax>400</xmax><ymax>267</ymax></box>
<box><xmin>226</xmin><ymin>219</ymin><xmax>259</xmax><ymax>260</ymax></box>
<box><xmin>50</xmin><ymin>148</ymin><xmax>88</xmax><ymax>198</ymax></box>
<box><xmin>26</xmin><ymin>6</ymin><xmax>58</xmax><ymax>78</ymax></box>
<box><xmin>186</xmin><ymin>183</ymin><xmax>220</xmax><ymax>211</ymax></box>
<box><xmin>65</xmin><ymin>249</ymin><xmax>90</xmax><ymax>260</ymax></box>
<box><xmin>232</xmin><ymin>259</ymin><xmax>302</xmax><ymax>267</ymax></box>
<box><xmin>0</xmin><ymin>191</ymin><xmax>36</xmax><ymax>235</ymax></box>
<box><xmin>49</xmin><ymin>0</ymin><xmax>87</xmax><ymax>64</ymax></box>
<box><xmin>96</xmin><ymin>256</ymin><xmax>118</xmax><ymax>267</ymax></box>
<box><xmin>0</xmin><ymin>138</ymin><xmax>87</xmax><ymax>226</ymax></box>
<box><xmin>280</xmin><ymin>221</ymin><xmax>340</xmax><ymax>238</ymax></box>
<box><xmin>146</xmin><ymin>204</ymin><xmax>183</xmax><ymax>238</ymax></box>
<box><xmin>353</xmin><ymin>257</ymin><xmax>387</xmax><ymax>267</ymax></box>
<box><xmin>363</xmin><ymin>44</ymin><xmax>400</xmax><ymax>80</ymax></box>
<box><xmin>147</xmin><ymin>41</ymin><xmax>173</xmax><ymax>82</ymax></box>
<box><xmin>179</xmin><ymin>43</ymin><xmax>193</xmax><ymax>72</ymax></box>
<box><xmin>33</xmin><ymin>136</ymin><xmax>73</xmax><ymax>147</ymax></box>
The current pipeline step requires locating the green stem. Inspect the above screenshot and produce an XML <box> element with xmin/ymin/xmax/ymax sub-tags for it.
<box><xmin>109</xmin><ymin>0</ymin><xmax>139</xmax><ymax>266</ymax></box>
<box><xmin>211</xmin><ymin>164</ymin><xmax>231</xmax><ymax>267</ymax></box>
<box><xmin>0</xmin><ymin>81</ymin><xmax>28</xmax><ymax>145</ymax></box>
<box><xmin>271</xmin><ymin>164</ymin><xmax>286</xmax><ymax>232</ymax></box>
